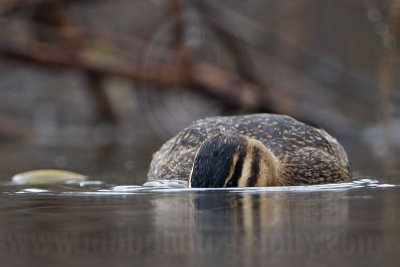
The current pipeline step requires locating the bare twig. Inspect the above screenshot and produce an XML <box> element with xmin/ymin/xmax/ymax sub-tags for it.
<box><xmin>0</xmin><ymin>0</ymin><xmax>274</xmax><ymax>125</ymax></box>
<box><xmin>191</xmin><ymin>63</ymin><xmax>260</xmax><ymax>109</ymax></box>
<box><xmin>0</xmin><ymin>40</ymin><xmax>188</xmax><ymax>87</ymax></box>
<box><xmin>0</xmin><ymin>0</ymin><xmax>102</xmax><ymax>16</ymax></box>
<box><xmin>199</xmin><ymin>1</ymin><xmax>258</xmax><ymax>84</ymax></box>
<box><xmin>0</xmin><ymin>0</ymin><xmax>25</xmax><ymax>15</ymax></box>
<box><xmin>0</xmin><ymin>38</ymin><xmax>266</xmax><ymax>109</ymax></box>
<box><xmin>84</xmin><ymin>71</ymin><xmax>117</xmax><ymax>126</ymax></box>
<box><xmin>377</xmin><ymin>0</ymin><xmax>400</xmax><ymax>173</ymax></box>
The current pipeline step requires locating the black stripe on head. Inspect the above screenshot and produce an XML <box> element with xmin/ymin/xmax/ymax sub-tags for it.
<box><xmin>190</xmin><ymin>133</ymin><xmax>245</xmax><ymax>188</ymax></box>
<box><xmin>246</xmin><ymin>146</ymin><xmax>261</xmax><ymax>187</ymax></box>
<box><xmin>225</xmin><ymin>149</ymin><xmax>245</xmax><ymax>187</ymax></box>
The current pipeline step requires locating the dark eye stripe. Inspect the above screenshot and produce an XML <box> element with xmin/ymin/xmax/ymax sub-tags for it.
<box><xmin>247</xmin><ymin>147</ymin><xmax>261</xmax><ymax>186</ymax></box>
<box><xmin>225</xmin><ymin>148</ymin><xmax>246</xmax><ymax>187</ymax></box>
<box><xmin>190</xmin><ymin>134</ymin><xmax>239</xmax><ymax>187</ymax></box>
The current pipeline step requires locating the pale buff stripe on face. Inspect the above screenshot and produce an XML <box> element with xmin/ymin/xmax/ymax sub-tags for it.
<box><xmin>256</xmin><ymin>147</ymin><xmax>281</xmax><ymax>186</ymax></box>
<box><xmin>255</xmin><ymin>152</ymin><xmax>269</xmax><ymax>186</ymax></box>
<box><xmin>236</xmin><ymin>138</ymin><xmax>282</xmax><ymax>187</ymax></box>
<box><xmin>237</xmin><ymin>142</ymin><xmax>254</xmax><ymax>187</ymax></box>
<box><xmin>223</xmin><ymin>153</ymin><xmax>239</xmax><ymax>187</ymax></box>
<box><xmin>187</xmin><ymin>145</ymin><xmax>202</xmax><ymax>188</ymax></box>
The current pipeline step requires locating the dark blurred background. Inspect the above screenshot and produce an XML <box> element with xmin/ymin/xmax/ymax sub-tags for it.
<box><xmin>0</xmin><ymin>0</ymin><xmax>399</xmax><ymax>184</ymax></box>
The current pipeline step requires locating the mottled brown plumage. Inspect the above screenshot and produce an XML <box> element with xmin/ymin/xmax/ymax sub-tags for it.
<box><xmin>147</xmin><ymin>114</ymin><xmax>351</xmax><ymax>187</ymax></box>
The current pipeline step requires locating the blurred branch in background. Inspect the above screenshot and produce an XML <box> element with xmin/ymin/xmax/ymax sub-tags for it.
<box><xmin>0</xmin><ymin>0</ymin><xmax>272</xmax><ymax>128</ymax></box>
<box><xmin>0</xmin><ymin>0</ymin><xmax>399</xmax><ymax>173</ymax></box>
<box><xmin>1</xmin><ymin>0</ymin><xmax>378</xmax><ymax>129</ymax></box>
<box><xmin>378</xmin><ymin>0</ymin><xmax>400</xmax><ymax>173</ymax></box>
<box><xmin>206</xmin><ymin>1</ymin><xmax>380</xmax><ymax>115</ymax></box>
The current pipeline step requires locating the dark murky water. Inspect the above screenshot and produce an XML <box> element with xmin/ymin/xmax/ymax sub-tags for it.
<box><xmin>1</xmin><ymin>178</ymin><xmax>399</xmax><ymax>267</ymax></box>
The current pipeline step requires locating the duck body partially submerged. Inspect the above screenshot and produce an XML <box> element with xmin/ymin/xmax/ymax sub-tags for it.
<box><xmin>147</xmin><ymin>114</ymin><xmax>351</xmax><ymax>188</ymax></box>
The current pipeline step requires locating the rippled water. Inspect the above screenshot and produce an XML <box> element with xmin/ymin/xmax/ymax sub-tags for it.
<box><xmin>1</xmin><ymin>177</ymin><xmax>397</xmax><ymax>195</ymax></box>
<box><xmin>1</xmin><ymin>177</ymin><xmax>400</xmax><ymax>267</ymax></box>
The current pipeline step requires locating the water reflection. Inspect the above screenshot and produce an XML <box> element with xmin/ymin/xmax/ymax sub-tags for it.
<box><xmin>0</xmin><ymin>179</ymin><xmax>399</xmax><ymax>266</ymax></box>
<box><xmin>149</xmin><ymin>190</ymin><xmax>351</xmax><ymax>266</ymax></box>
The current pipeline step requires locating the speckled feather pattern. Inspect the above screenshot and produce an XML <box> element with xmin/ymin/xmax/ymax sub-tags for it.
<box><xmin>147</xmin><ymin>114</ymin><xmax>351</xmax><ymax>185</ymax></box>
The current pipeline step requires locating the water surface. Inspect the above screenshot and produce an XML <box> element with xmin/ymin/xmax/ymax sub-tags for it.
<box><xmin>1</xmin><ymin>177</ymin><xmax>399</xmax><ymax>267</ymax></box>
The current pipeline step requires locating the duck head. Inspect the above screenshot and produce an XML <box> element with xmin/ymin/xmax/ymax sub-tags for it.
<box><xmin>189</xmin><ymin>132</ymin><xmax>281</xmax><ymax>188</ymax></box>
